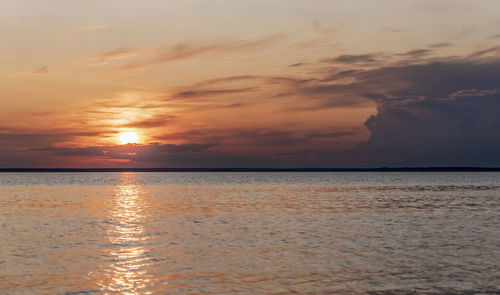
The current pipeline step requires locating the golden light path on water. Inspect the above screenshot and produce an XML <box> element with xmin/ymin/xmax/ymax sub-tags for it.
<box><xmin>93</xmin><ymin>174</ymin><xmax>154</xmax><ymax>294</ymax></box>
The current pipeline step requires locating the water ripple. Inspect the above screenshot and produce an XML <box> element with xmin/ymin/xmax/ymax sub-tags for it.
<box><xmin>0</xmin><ymin>172</ymin><xmax>499</xmax><ymax>294</ymax></box>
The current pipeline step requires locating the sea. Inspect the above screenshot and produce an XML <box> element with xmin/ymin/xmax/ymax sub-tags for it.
<box><xmin>0</xmin><ymin>172</ymin><xmax>499</xmax><ymax>294</ymax></box>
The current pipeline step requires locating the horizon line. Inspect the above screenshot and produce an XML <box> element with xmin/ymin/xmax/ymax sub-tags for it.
<box><xmin>1</xmin><ymin>167</ymin><xmax>500</xmax><ymax>172</ymax></box>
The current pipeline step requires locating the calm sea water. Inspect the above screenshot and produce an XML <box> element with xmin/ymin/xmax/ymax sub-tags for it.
<box><xmin>1</xmin><ymin>172</ymin><xmax>499</xmax><ymax>295</ymax></box>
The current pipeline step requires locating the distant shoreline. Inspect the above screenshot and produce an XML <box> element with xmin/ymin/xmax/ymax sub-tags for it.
<box><xmin>1</xmin><ymin>167</ymin><xmax>500</xmax><ymax>172</ymax></box>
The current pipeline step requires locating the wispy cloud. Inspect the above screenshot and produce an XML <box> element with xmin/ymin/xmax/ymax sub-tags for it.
<box><xmin>120</xmin><ymin>34</ymin><xmax>286</xmax><ymax>71</ymax></box>
<box><xmin>69</xmin><ymin>34</ymin><xmax>285</xmax><ymax>71</ymax></box>
<box><xmin>322</xmin><ymin>54</ymin><xmax>381</xmax><ymax>64</ymax></box>
<box><xmin>429</xmin><ymin>42</ymin><xmax>454</xmax><ymax>48</ymax></box>
<box><xmin>32</xmin><ymin>66</ymin><xmax>48</xmax><ymax>74</ymax></box>
<box><xmin>172</xmin><ymin>88</ymin><xmax>256</xmax><ymax>101</ymax></box>
<box><xmin>466</xmin><ymin>46</ymin><xmax>500</xmax><ymax>60</ymax></box>
<box><xmin>447</xmin><ymin>88</ymin><xmax>499</xmax><ymax>99</ymax></box>
<box><xmin>71</xmin><ymin>48</ymin><xmax>139</xmax><ymax>68</ymax></box>
<box><xmin>122</xmin><ymin>115</ymin><xmax>177</xmax><ymax>129</ymax></box>
<box><xmin>396</xmin><ymin>49</ymin><xmax>433</xmax><ymax>58</ymax></box>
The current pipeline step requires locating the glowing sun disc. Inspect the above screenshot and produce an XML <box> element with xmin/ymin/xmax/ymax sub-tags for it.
<box><xmin>119</xmin><ymin>132</ymin><xmax>139</xmax><ymax>144</ymax></box>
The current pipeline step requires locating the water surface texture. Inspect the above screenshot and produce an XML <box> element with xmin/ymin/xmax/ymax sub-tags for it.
<box><xmin>1</xmin><ymin>172</ymin><xmax>499</xmax><ymax>294</ymax></box>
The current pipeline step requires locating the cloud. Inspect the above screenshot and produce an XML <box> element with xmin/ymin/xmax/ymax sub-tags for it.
<box><xmin>0</xmin><ymin>129</ymin><xmax>111</xmax><ymax>167</ymax></box>
<box><xmin>466</xmin><ymin>46</ymin><xmax>500</xmax><ymax>60</ymax></box>
<box><xmin>323</xmin><ymin>54</ymin><xmax>380</xmax><ymax>64</ymax></box>
<box><xmin>163</xmin><ymin>74</ymin><xmax>318</xmax><ymax>110</ymax></box>
<box><xmin>0</xmin><ymin>130</ymin><xmax>102</xmax><ymax>148</ymax></box>
<box><xmin>172</xmin><ymin>88</ymin><xmax>256</xmax><ymax>101</ymax></box>
<box><xmin>163</xmin><ymin>51</ymin><xmax>500</xmax><ymax>167</ymax></box>
<box><xmin>396</xmin><ymin>49</ymin><xmax>433</xmax><ymax>58</ymax></box>
<box><xmin>69</xmin><ymin>35</ymin><xmax>285</xmax><ymax>71</ymax></box>
<box><xmin>305</xmin><ymin>131</ymin><xmax>356</xmax><ymax>139</ymax></box>
<box><xmin>20</xmin><ymin>142</ymin><xmax>281</xmax><ymax>168</ymax></box>
<box><xmin>447</xmin><ymin>88</ymin><xmax>499</xmax><ymax>99</ymax></box>
<box><xmin>358</xmin><ymin>95</ymin><xmax>500</xmax><ymax>167</ymax></box>
<box><xmin>162</xmin><ymin>51</ymin><xmax>500</xmax><ymax>168</ymax></box>
<box><xmin>37</xmin><ymin>142</ymin><xmax>213</xmax><ymax>157</ymax></box>
<box><xmin>72</xmin><ymin>48</ymin><xmax>139</xmax><ymax>67</ymax></box>
<box><xmin>122</xmin><ymin>115</ymin><xmax>176</xmax><ymax>128</ymax></box>
<box><xmin>296</xmin><ymin>82</ymin><xmax>374</xmax><ymax>109</ymax></box>
<box><xmin>120</xmin><ymin>34</ymin><xmax>286</xmax><ymax>71</ymax></box>
<box><xmin>157</xmin><ymin>127</ymin><xmax>356</xmax><ymax>151</ymax></box>
<box><xmin>429</xmin><ymin>42</ymin><xmax>454</xmax><ymax>48</ymax></box>
<box><xmin>6</xmin><ymin>45</ymin><xmax>500</xmax><ymax>168</ymax></box>
<box><xmin>320</xmin><ymin>70</ymin><xmax>362</xmax><ymax>82</ymax></box>
<box><xmin>33</xmin><ymin>143</ymin><xmax>214</xmax><ymax>166</ymax></box>
<box><xmin>345</xmin><ymin>58</ymin><xmax>500</xmax><ymax>167</ymax></box>
<box><xmin>32</xmin><ymin>66</ymin><xmax>48</xmax><ymax>74</ymax></box>
<box><xmin>357</xmin><ymin>60</ymin><xmax>500</xmax><ymax>98</ymax></box>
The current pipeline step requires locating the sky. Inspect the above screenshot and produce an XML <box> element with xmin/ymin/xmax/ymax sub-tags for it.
<box><xmin>1</xmin><ymin>0</ymin><xmax>500</xmax><ymax>168</ymax></box>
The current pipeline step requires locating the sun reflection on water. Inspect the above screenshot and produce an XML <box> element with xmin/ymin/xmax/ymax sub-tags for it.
<box><xmin>95</xmin><ymin>174</ymin><xmax>155</xmax><ymax>295</ymax></box>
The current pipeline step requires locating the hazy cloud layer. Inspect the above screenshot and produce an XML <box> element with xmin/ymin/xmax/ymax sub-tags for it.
<box><xmin>3</xmin><ymin>44</ymin><xmax>500</xmax><ymax>167</ymax></box>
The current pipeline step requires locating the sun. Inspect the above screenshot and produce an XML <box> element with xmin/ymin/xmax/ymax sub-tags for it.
<box><xmin>119</xmin><ymin>132</ymin><xmax>139</xmax><ymax>145</ymax></box>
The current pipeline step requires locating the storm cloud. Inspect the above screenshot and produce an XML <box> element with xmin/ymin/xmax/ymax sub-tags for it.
<box><xmin>342</xmin><ymin>59</ymin><xmax>500</xmax><ymax>167</ymax></box>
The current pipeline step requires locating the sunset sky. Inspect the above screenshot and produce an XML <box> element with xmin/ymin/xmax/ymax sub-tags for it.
<box><xmin>2</xmin><ymin>0</ymin><xmax>500</xmax><ymax>167</ymax></box>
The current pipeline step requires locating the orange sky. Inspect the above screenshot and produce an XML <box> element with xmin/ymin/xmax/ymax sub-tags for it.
<box><xmin>2</xmin><ymin>0</ymin><xmax>500</xmax><ymax>167</ymax></box>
